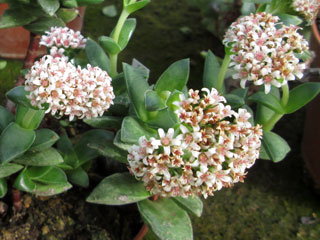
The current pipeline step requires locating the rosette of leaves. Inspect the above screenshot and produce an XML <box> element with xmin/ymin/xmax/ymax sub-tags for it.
<box><xmin>0</xmin><ymin>0</ymin><xmax>104</xmax><ymax>34</ymax></box>
<box><xmin>0</xmin><ymin>87</ymin><xmax>72</xmax><ymax>198</ymax></box>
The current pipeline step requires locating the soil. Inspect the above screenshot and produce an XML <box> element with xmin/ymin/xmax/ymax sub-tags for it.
<box><xmin>0</xmin><ymin>0</ymin><xmax>320</xmax><ymax>239</ymax></box>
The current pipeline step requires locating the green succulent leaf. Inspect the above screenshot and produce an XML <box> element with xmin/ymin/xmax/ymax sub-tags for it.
<box><xmin>0</xmin><ymin>59</ymin><xmax>7</xmax><ymax>70</ymax></box>
<box><xmin>113</xmin><ymin>131</ymin><xmax>132</xmax><ymax>151</ymax></box>
<box><xmin>203</xmin><ymin>50</ymin><xmax>221</xmax><ymax>90</ymax></box>
<box><xmin>0</xmin><ymin>106</ymin><xmax>14</xmax><ymax>133</ymax></box>
<box><xmin>38</xmin><ymin>0</ymin><xmax>60</xmax><ymax>16</ymax></box>
<box><xmin>0</xmin><ymin>7</ymin><xmax>37</xmax><ymax>29</ymax></box>
<box><xmin>138</xmin><ymin>198</ymin><xmax>193</xmax><ymax>240</ymax></box>
<box><xmin>145</xmin><ymin>90</ymin><xmax>166</xmax><ymax>112</ymax></box>
<box><xmin>27</xmin><ymin>166</ymin><xmax>67</xmax><ymax>185</ymax></box>
<box><xmin>173</xmin><ymin>196</ymin><xmax>203</xmax><ymax>217</ymax></box>
<box><xmin>99</xmin><ymin>36</ymin><xmax>121</xmax><ymax>55</ymax></box>
<box><xmin>255</xmin><ymin>103</ymin><xmax>275</xmax><ymax>125</ymax></box>
<box><xmin>155</xmin><ymin>59</ymin><xmax>190</xmax><ymax>95</ymax></box>
<box><xmin>278</xmin><ymin>13</ymin><xmax>302</xmax><ymax>26</ymax></box>
<box><xmin>15</xmin><ymin>105</ymin><xmax>45</xmax><ymax>130</ymax></box>
<box><xmin>262</xmin><ymin>131</ymin><xmax>291</xmax><ymax>162</ymax></box>
<box><xmin>13</xmin><ymin>169</ymin><xmax>36</xmax><ymax>192</ymax></box>
<box><xmin>61</xmin><ymin>0</ymin><xmax>78</xmax><ymax>8</ymax></box>
<box><xmin>0</xmin><ymin>178</ymin><xmax>7</xmax><ymax>198</ymax></box>
<box><xmin>225</xmin><ymin>94</ymin><xmax>245</xmax><ymax>109</ymax></box>
<box><xmin>125</xmin><ymin>0</ymin><xmax>150</xmax><ymax>14</ymax></box>
<box><xmin>146</xmin><ymin>108</ymin><xmax>177</xmax><ymax>130</ymax></box>
<box><xmin>66</xmin><ymin>167</ymin><xmax>89</xmax><ymax>187</ymax></box>
<box><xmin>74</xmin><ymin>129</ymin><xmax>114</xmax><ymax>166</ymax></box>
<box><xmin>285</xmin><ymin>82</ymin><xmax>320</xmax><ymax>114</ymax></box>
<box><xmin>88</xmin><ymin>141</ymin><xmax>128</xmax><ymax>164</ymax></box>
<box><xmin>248</xmin><ymin>92</ymin><xmax>285</xmax><ymax>114</ymax></box>
<box><xmin>0</xmin><ymin>163</ymin><xmax>23</xmax><ymax>178</ymax></box>
<box><xmin>102</xmin><ymin>5</ymin><xmax>117</xmax><ymax>17</ymax></box>
<box><xmin>117</xmin><ymin>18</ymin><xmax>136</xmax><ymax>50</ymax></box>
<box><xmin>123</xmin><ymin>63</ymin><xmax>149</xmax><ymax>121</ymax></box>
<box><xmin>56</xmin><ymin>8</ymin><xmax>79</xmax><ymax>23</ymax></box>
<box><xmin>121</xmin><ymin>116</ymin><xmax>157</xmax><ymax>144</ymax></box>
<box><xmin>14</xmin><ymin>148</ymin><xmax>64</xmax><ymax>166</ymax></box>
<box><xmin>30</xmin><ymin>129</ymin><xmax>60</xmax><ymax>151</ymax></box>
<box><xmin>76</xmin><ymin>0</ymin><xmax>104</xmax><ymax>5</ymax></box>
<box><xmin>87</xmin><ymin>172</ymin><xmax>150</xmax><ymax>205</ymax></box>
<box><xmin>84</xmin><ymin>116</ymin><xmax>122</xmax><ymax>130</ymax></box>
<box><xmin>25</xmin><ymin>17</ymin><xmax>66</xmax><ymax>34</ymax></box>
<box><xmin>0</xmin><ymin>123</ymin><xmax>35</xmax><ymax>164</ymax></box>
<box><xmin>6</xmin><ymin>86</ymin><xmax>34</xmax><ymax>109</ymax></box>
<box><xmin>85</xmin><ymin>39</ymin><xmax>111</xmax><ymax>73</ymax></box>
<box><xmin>57</xmin><ymin>131</ymin><xmax>79</xmax><ymax>168</ymax></box>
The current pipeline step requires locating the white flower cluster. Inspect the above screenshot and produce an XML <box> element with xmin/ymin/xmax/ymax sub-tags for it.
<box><xmin>292</xmin><ymin>0</ymin><xmax>320</xmax><ymax>24</ymax></box>
<box><xmin>223</xmin><ymin>12</ymin><xmax>309</xmax><ymax>94</ymax></box>
<box><xmin>40</xmin><ymin>27</ymin><xmax>87</xmax><ymax>49</ymax></box>
<box><xmin>128</xmin><ymin>88</ymin><xmax>262</xmax><ymax>198</ymax></box>
<box><xmin>25</xmin><ymin>55</ymin><xmax>115</xmax><ymax>121</ymax></box>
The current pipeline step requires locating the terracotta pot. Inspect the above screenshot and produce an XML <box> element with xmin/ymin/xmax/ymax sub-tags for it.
<box><xmin>301</xmin><ymin>16</ymin><xmax>320</xmax><ymax>194</ymax></box>
<box><xmin>0</xmin><ymin>3</ymin><xmax>86</xmax><ymax>59</ymax></box>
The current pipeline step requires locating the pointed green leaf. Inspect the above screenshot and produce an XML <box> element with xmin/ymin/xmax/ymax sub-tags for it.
<box><xmin>13</xmin><ymin>169</ymin><xmax>36</xmax><ymax>192</ymax></box>
<box><xmin>117</xmin><ymin>18</ymin><xmax>137</xmax><ymax>50</ymax></box>
<box><xmin>66</xmin><ymin>167</ymin><xmax>89</xmax><ymax>187</ymax></box>
<box><xmin>88</xmin><ymin>141</ymin><xmax>128</xmax><ymax>164</ymax></box>
<box><xmin>74</xmin><ymin>129</ymin><xmax>114</xmax><ymax>166</ymax></box>
<box><xmin>145</xmin><ymin>90</ymin><xmax>166</xmax><ymax>112</ymax></box>
<box><xmin>6</xmin><ymin>86</ymin><xmax>33</xmax><ymax>109</ymax></box>
<box><xmin>99</xmin><ymin>36</ymin><xmax>121</xmax><ymax>55</ymax></box>
<box><xmin>155</xmin><ymin>59</ymin><xmax>190</xmax><ymax>94</ymax></box>
<box><xmin>25</xmin><ymin>17</ymin><xmax>66</xmax><ymax>34</ymax></box>
<box><xmin>57</xmin><ymin>131</ymin><xmax>79</xmax><ymax>168</ymax></box>
<box><xmin>203</xmin><ymin>50</ymin><xmax>221</xmax><ymax>89</ymax></box>
<box><xmin>30</xmin><ymin>129</ymin><xmax>60</xmax><ymax>151</ymax></box>
<box><xmin>76</xmin><ymin>0</ymin><xmax>104</xmax><ymax>5</ymax></box>
<box><xmin>113</xmin><ymin>131</ymin><xmax>132</xmax><ymax>151</ymax></box>
<box><xmin>32</xmin><ymin>182</ymin><xmax>72</xmax><ymax>196</ymax></box>
<box><xmin>38</xmin><ymin>0</ymin><xmax>60</xmax><ymax>16</ymax></box>
<box><xmin>146</xmin><ymin>108</ymin><xmax>177</xmax><ymax>130</ymax></box>
<box><xmin>248</xmin><ymin>91</ymin><xmax>285</xmax><ymax>113</ymax></box>
<box><xmin>262</xmin><ymin>131</ymin><xmax>291</xmax><ymax>162</ymax></box>
<box><xmin>56</xmin><ymin>8</ymin><xmax>79</xmax><ymax>23</ymax></box>
<box><xmin>173</xmin><ymin>196</ymin><xmax>203</xmax><ymax>217</ymax></box>
<box><xmin>27</xmin><ymin>166</ymin><xmax>67</xmax><ymax>185</ymax></box>
<box><xmin>285</xmin><ymin>82</ymin><xmax>320</xmax><ymax>114</ymax></box>
<box><xmin>87</xmin><ymin>172</ymin><xmax>150</xmax><ymax>205</ymax></box>
<box><xmin>85</xmin><ymin>39</ymin><xmax>111</xmax><ymax>73</ymax></box>
<box><xmin>255</xmin><ymin>103</ymin><xmax>275</xmax><ymax>125</ymax></box>
<box><xmin>15</xmin><ymin>105</ymin><xmax>45</xmax><ymax>130</ymax></box>
<box><xmin>14</xmin><ymin>148</ymin><xmax>64</xmax><ymax>166</ymax></box>
<box><xmin>123</xmin><ymin>63</ymin><xmax>149</xmax><ymax>121</ymax></box>
<box><xmin>0</xmin><ymin>60</ymin><xmax>7</xmax><ymax>70</ymax></box>
<box><xmin>84</xmin><ymin>116</ymin><xmax>122</xmax><ymax>129</ymax></box>
<box><xmin>278</xmin><ymin>13</ymin><xmax>302</xmax><ymax>26</ymax></box>
<box><xmin>225</xmin><ymin>94</ymin><xmax>245</xmax><ymax>109</ymax></box>
<box><xmin>138</xmin><ymin>198</ymin><xmax>193</xmax><ymax>240</ymax></box>
<box><xmin>125</xmin><ymin>0</ymin><xmax>150</xmax><ymax>14</ymax></box>
<box><xmin>0</xmin><ymin>106</ymin><xmax>14</xmax><ymax>133</ymax></box>
<box><xmin>61</xmin><ymin>0</ymin><xmax>78</xmax><ymax>8</ymax></box>
<box><xmin>0</xmin><ymin>123</ymin><xmax>35</xmax><ymax>164</ymax></box>
<box><xmin>0</xmin><ymin>7</ymin><xmax>37</xmax><ymax>28</ymax></box>
<box><xmin>0</xmin><ymin>163</ymin><xmax>23</xmax><ymax>178</ymax></box>
<box><xmin>102</xmin><ymin>5</ymin><xmax>117</xmax><ymax>17</ymax></box>
<box><xmin>0</xmin><ymin>178</ymin><xmax>7</xmax><ymax>198</ymax></box>
<box><xmin>121</xmin><ymin>116</ymin><xmax>157</xmax><ymax>144</ymax></box>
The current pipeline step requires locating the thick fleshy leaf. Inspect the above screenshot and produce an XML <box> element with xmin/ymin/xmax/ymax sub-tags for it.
<box><xmin>84</xmin><ymin>116</ymin><xmax>122</xmax><ymax>129</ymax></box>
<box><xmin>15</xmin><ymin>105</ymin><xmax>45</xmax><ymax>130</ymax></box>
<box><xmin>0</xmin><ymin>7</ymin><xmax>37</xmax><ymax>28</ymax></box>
<box><xmin>225</xmin><ymin>94</ymin><xmax>245</xmax><ymax>109</ymax></box>
<box><xmin>88</xmin><ymin>141</ymin><xmax>128</xmax><ymax>164</ymax></box>
<box><xmin>123</xmin><ymin>63</ymin><xmax>149</xmax><ymax>121</ymax></box>
<box><xmin>57</xmin><ymin>131</ymin><xmax>79</xmax><ymax>168</ymax></box>
<box><xmin>138</xmin><ymin>198</ymin><xmax>193</xmax><ymax>240</ymax></box>
<box><xmin>56</xmin><ymin>8</ymin><xmax>79</xmax><ymax>23</ymax></box>
<box><xmin>145</xmin><ymin>90</ymin><xmax>166</xmax><ymax>112</ymax></box>
<box><xmin>13</xmin><ymin>148</ymin><xmax>64</xmax><ymax>166</ymax></box>
<box><xmin>259</xmin><ymin>143</ymin><xmax>270</xmax><ymax>160</ymax></box>
<box><xmin>121</xmin><ymin>116</ymin><xmax>157</xmax><ymax>144</ymax></box>
<box><xmin>13</xmin><ymin>169</ymin><xmax>36</xmax><ymax>192</ymax></box>
<box><xmin>30</xmin><ymin>129</ymin><xmax>60</xmax><ymax>151</ymax></box>
<box><xmin>27</xmin><ymin>166</ymin><xmax>67</xmax><ymax>185</ymax></box>
<box><xmin>25</xmin><ymin>17</ymin><xmax>66</xmax><ymax>34</ymax></box>
<box><xmin>241</xmin><ymin>2</ymin><xmax>256</xmax><ymax>15</ymax></box>
<box><xmin>173</xmin><ymin>196</ymin><xmax>203</xmax><ymax>217</ymax></box>
<box><xmin>0</xmin><ymin>106</ymin><xmax>14</xmax><ymax>133</ymax></box>
<box><xmin>0</xmin><ymin>163</ymin><xmax>23</xmax><ymax>178</ymax></box>
<box><xmin>278</xmin><ymin>13</ymin><xmax>302</xmax><ymax>26</ymax></box>
<box><xmin>132</xmin><ymin>58</ymin><xmax>150</xmax><ymax>77</ymax></box>
<box><xmin>61</xmin><ymin>0</ymin><xmax>78</xmax><ymax>8</ymax></box>
<box><xmin>255</xmin><ymin>103</ymin><xmax>274</xmax><ymax>125</ymax></box>
<box><xmin>0</xmin><ymin>60</ymin><xmax>7</xmax><ymax>70</ymax></box>
<box><xmin>85</xmin><ymin>39</ymin><xmax>110</xmax><ymax>73</ymax></box>
<box><xmin>248</xmin><ymin>92</ymin><xmax>285</xmax><ymax>114</ymax></box>
<box><xmin>87</xmin><ymin>172</ymin><xmax>150</xmax><ymax>205</ymax></box>
<box><xmin>66</xmin><ymin>167</ymin><xmax>89</xmax><ymax>187</ymax></box>
<box><xmin>154</xmin><ymin>59</ymin><xmax>189</xmax><ymax>94</ymax></box>
<box><xmin>125</xmin><ymin>0</ymin><xmax>150</xmax><ymax>14</ymax></box>
<box><xmin>74</xmin><ymin>129</ymin><xmax>114</xmax><ymax>166</ymax></box>
<box><xmin>76</xmin><ymin>0</ymin><xmax>104</xmax><ymax>5</ymax></box>
<box><xmin>285</xmin><ymin>82</ymin><xmax>320</xmax><ymax>114</ymax></box>
<box><xmin>38</xmin><ymin>0</ymin><xmax>60</xmax><ymax>16</ymax></box>
<box><xmin>262</xmin><ymin>131</ymin><xmax>291</xmax><ymax>162</ymax></box>
<box><xmin>6</xmin><ymin>86</ymin><xmax>33</xmax><ymax>108</ymax></box>
<box><xmin>0</xmin><ymin>178</ymin><xmax>7</xmax><ymax>198</ymax></box>
<box><xmin>203</xmin><ymin>50</ymin><xmax>220</xmax><ymax>89</ymax></box>
<box><xmin>113</xmin><ymin>131</ymin><xmax>132</xmax><ymax>151</ymax></box>
<box><xmin>117</xmin><ymin>18</ymin><xmax>136</xmax><ymax>50</ymax></box>
<box><xmin>102</xmin><ymin>5</ymin><xmax>117</xmax><ymax>17</ymax></box>
<box><xmin>0</xmin><ymin>123</ymin><xmax>35</xmax><ymax>164</ymax></box>
<box><xmin>99</xmin><ymin>36</ymin><xmax>121</xmax><ymax>55</ymax></box>
<box><xmin>146</xmin><ymin>108</ymin><xmax>177</xmax><ymax>130</ymax></box>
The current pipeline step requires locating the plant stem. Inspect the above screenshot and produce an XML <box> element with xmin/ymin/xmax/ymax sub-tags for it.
<box><xmin>263</xmin><ymin>84</ymin><xmax>289</xmax><ymax>132</ymax></box>
<box><xmin>109</xmin><ymin>54</ymin><xmax>118</xmax><ymax>78</ymax></box>
<box><xmin>216</xmin><ymin>53</ymin><xmax>231</xmax><ymax>93</ymax></box>
<box><xmin>12</xmin><ymin>189</ymin><xmax>22</xmax><ymax>212</ymax></box>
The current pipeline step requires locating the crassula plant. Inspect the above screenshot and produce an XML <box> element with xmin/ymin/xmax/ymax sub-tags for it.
<box><xmin>0</xmin><ymin>0</ymin><xmax>320</xmax><ymax>239</ymax></box>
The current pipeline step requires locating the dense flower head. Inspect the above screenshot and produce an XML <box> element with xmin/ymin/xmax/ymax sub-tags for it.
<box><xmin>128</xmin><ymin>88</ymin><xmax>262</xmax><ymax>198</ymax></box>
<box><xmin>25</xmin><ymin>55</ymin><xmax>115</xmax><ymax>121</ymax></box>
<box><xmin>40</xmin><ymin>27</ymin><xmax>87</xmax><ymax>49</ymax></box>
<box><xmin>292</xmin><ymin>0</ymin><xmax>320</xmax><ymax>24</ymax></box>
<box><xmin>223</xmin><ymin>12</ymin><xmax>309</xmax><ymax>94</ymax></box>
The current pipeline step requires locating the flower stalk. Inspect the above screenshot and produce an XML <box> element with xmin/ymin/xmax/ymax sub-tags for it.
<box><xmin>216</xmin><ymin>53</ymin><xmax>230</xmax><ymax>93</ymax></box>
